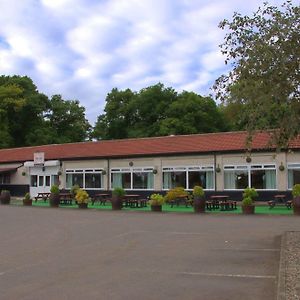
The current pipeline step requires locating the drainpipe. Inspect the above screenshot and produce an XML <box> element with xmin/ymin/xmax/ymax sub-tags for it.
<box><xmin>107</xmin><ymin>158</ymin><xmax>110</xmax><ymax>191</ymax></box>
<box><xmin>214</xmin><ymin>153</ymin><xmax>217</xmax><ymax>192</ymax></box>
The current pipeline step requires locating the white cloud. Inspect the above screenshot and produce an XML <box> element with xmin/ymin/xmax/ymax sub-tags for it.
<box><xmin>0</xmin><ymin>0</ymin><xmax>291</xmax><ymax>123</ymax></box>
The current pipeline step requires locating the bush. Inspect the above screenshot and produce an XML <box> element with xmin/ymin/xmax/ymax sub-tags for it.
<box><xmin>292</xmin><ymin>184</ymin><xmax>300</xmax><ymax>197</ymax></box>
<box><xmin>165</xmin><ymin>187</ymin><xmax>188</xmax><ymax>202</ymax></box>
<box><xmin>71</xmin><ymin>184</ymin><xmax>80</xmax><ymax>197</ymax></box>
<box><xmin>24</xmin><ymin>193</ymin><xmax>31</xmax><ymax>201</ymax></box>
<box><xmin>75</xmin><ymin>189</ymin><xmax>89</xmax><ymax>204</ymax></box>
<box><xmin>192</xmin><ymin>186</ymin><xmax>204</xmax><ymax>198</ymax></box>
<box><xmin>243</xmin><ymin>187</ymin><xmax>258</xmax><ymax>200</ymax></box>
<box><xmin>242</xmin><ymin>196</ymin><xmax>253</xmax><ymax>206</ymax></box>
<box><xmin>50</xmin><ymin>185</ymin><xmax>60</xmax><ymax>194</ymax></box>
<box><xmin>112</xmin><ymin>187</ymin><xmax>125</xmax><ymax>197</ymax></box>
<box><xmin>149</xmin><ymin>193</ymin><xmax>165</xmax><ymax>206</ymax></box>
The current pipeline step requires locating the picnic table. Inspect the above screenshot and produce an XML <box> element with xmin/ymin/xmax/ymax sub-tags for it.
<box><xmin>91</xmin><ymin>193</ymin><xmax>111</xmax><ymax>205</ymax></box>
<box><xmin>207</xmin><ymin>195</ymin><xmax>237</xmax><ymax>211</ymax></box>
<box><xmin>123</xmin><ymin>194</ymin><xmax>147</xmax><ymax>208</ymax></box>
<box><xmin>169</xmin><ymin>195</ymin><xmax>191</xmax><ymax>208</ymax></box>
<box><xmin>268</xmin><ymin>194</ymin><xmax>292</xmax><ymax>209</ymax></box>
<box><xmin>34</xmin><ymin>192</ymin><xmax>51</xmax><ymax>202</ymax></box>
<box><xmin>59</xmin><ymin>193</ymin><xmax>73</xmax><ymax>205</ymax></box>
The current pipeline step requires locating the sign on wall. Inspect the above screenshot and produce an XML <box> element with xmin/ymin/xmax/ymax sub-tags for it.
<box><xmin>34</xmin><ymin>152</ymin><xmax>45</xmax><ymax>166</ymax></box>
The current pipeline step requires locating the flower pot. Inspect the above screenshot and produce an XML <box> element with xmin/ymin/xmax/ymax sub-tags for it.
<box><xmin>49</xmin><ymin>193</ymin><xmax>60</xmax><ymax>207</ymax></box>
<box><xmin>242</xmin><ymin>205</ymin><xmax>255</xmax><ymax>214</ymax></box>
<box><xmin>293</xmin><ymin>197</ymin><xmax>300</xmax><ymax>215</ymax></box>
<box><xmin>193</xmin><ymin>196</ymin><xmax>206</xmax><ymax>213</ymax></box>
<box><xmin>111</xmin><ymin>195</ymin><xmax>123</xmax><ymax>210</ymax></box>
<box><xmin>0</xmin><ymin>190</ymin><xmax>11</xmax><ymax>205</ymax></box>
<box><xmin>151</xmin><ymin>205</ymin><xmax>162</xmax><ymax>212</ymax></box>
<box><xmin>78</xmin><ymin>203</ymin><xmax>88</xmax><ymax>209</ymax></box>
<box><xmin>23</xmin><ymin>199</ymin><xmax>32</xmax><ymax>206</ymax></box>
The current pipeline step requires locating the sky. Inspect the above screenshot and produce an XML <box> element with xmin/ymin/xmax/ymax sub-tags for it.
<box><xmin>0</xmin><ymin>0</ymin><xmax>286</xmax><ymax>124</ymax></box>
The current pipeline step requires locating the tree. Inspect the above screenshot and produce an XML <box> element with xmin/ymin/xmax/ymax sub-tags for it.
<box><xmin>214</xmin><ymin>1</ymin><xmax>300</xmax><ymax>148</ymax></box>
<box><xmin>46</xmin><ymin>95</ymin><xmax>91</xmax><ymax>143</ymax></box>
<box><xmin>159</xmin><ymin>92</ymin><xmax>228</xmax><ymax>135</ymax></box>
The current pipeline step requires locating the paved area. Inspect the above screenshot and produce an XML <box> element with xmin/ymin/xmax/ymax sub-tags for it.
<box><xmin>0</xmin><ymin>206</ymin><xmax>299</xmax><ymax>300</ymax></box>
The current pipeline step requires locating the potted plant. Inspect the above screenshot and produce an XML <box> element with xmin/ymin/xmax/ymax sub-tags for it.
<box><xmin>111</xmin><ymin>187</ymin><xmax>125</xmax><ymax>210</ymax></box>
<box><xmin>75</xmin><ymin>189</ymin><xmax>89</xmax><ymax>209</ymax></box>
<box><xmin>149</xmin><ymin>193</ymin><xmax>165</xmax><ymax>212</ymax></box>
<box><xmin>0</xmin><ymin>190</ymin><xmax>11</xmax><ymax>205</ymax></box>
<box><xmin>241</xmin><ymin>187</ymin><xmax>258</xmax><ymax>214</ymax></box>
<box><xmin>192</xmin><ymin>186</ymin><xmax>205</xmax><ymax>213</ymax></box>
<box><xmin>23</xmin><ymin>192</ymin><xmax>32</xmax><ymax>206</ymax></box>
<box><xmin>292</xmin><ymin>184</ymin><xmax>300</xmax><ymax>215</ymax></box>
<box><xmin>49</xmin><ymin>184</ymin><xmax>60</xmax><ymax>207</ymax></box>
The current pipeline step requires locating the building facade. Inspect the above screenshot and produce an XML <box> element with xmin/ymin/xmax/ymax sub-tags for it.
<box><xmin>1</xmin><ymin>131</ymin><xmax>300</xmax><ymax>200</ymax></box>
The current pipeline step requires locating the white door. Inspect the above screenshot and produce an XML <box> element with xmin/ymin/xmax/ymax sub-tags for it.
<box><xmin>29</xmin><ymin>166</ymin><xmax>59</xmax><ymax>197</ymax></box>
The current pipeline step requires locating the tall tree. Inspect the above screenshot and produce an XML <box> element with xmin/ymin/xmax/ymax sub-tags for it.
<box><xmin>214</xmin><ymin>1</ymin><xmax>300</xmax><ymax>148</ymax></box>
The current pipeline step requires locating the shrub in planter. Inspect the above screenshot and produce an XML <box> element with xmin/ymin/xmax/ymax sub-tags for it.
<box><xmin>71</xmin><ymin>184</ymin><xmax>80</xmax><ymax>198</ymax></box>
<box><xmin>49</xmin><ymin>185</ymin><xmax>60</xmax><ymax>207</ymax></box>
<box><xmin>23</xmin><ymin>192</ymin><xmax>32</xmax><ymax>206</ymax></box>
<box><xmin>241</xmin><ymin>187</ymin><xmax>257</xmax><ymax>214</ymax></box>
<box><xmin>164</xmin><ymin>187</ymin><xmax>188</xmax><ymax>204</ymax></box>
<box><xmin>192</xmin><ymin>186</ymin><xmax>205</xmax><ymax>213</ymax></box>
<box><xmin>149</xmin><ymin>193</ymin><xmax>165</xmax><ymax>212</ymax></box>
<box><xmin>75</xmin><ymin>189</ymin><xmax>89</xmax><ymax>209</ymax></box>
<box><xmin>0</xmin><ymin>190</ymin><xmax>11</xmax><ymax>205</ymax></box>
<box><xmin>292</xmin><ymin>184</ymin><xmax>300</xmax><ymax>215</ymax></box>
<box><xmin>111</xmin><ymin>187</ymin><xmax>125</xmax><ymax>210</ymax></box>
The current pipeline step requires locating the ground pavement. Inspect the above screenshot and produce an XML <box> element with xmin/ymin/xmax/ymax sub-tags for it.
<box><xmin>0</xmin><ymin>205</ymin><xmax>299</xmax><ymax>300</ymax></box>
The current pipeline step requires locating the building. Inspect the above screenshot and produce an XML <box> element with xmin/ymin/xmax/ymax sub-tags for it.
<box><xmin>0</xmin><ymin>131</ymin><xmax>300</xmax><ymax>200</ymax></box>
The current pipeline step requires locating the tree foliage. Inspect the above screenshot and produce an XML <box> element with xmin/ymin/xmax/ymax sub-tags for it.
<box><xmin>92</xmin><ymin>83</ymin><xmax>228</xmax><ymax>140</ymax></box>
<box><xmin>0</xmin><ymin>75</ymin><xmax>91</xmax><ymax>149</ymax></box>
<box><xmin>214</xmin><ymin>1</ymin><xmax>300</xmax><ymax>148</ymax></box>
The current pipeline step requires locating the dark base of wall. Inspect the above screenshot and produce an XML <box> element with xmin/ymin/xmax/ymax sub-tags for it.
<box><xmin>0</xmin><ymin>185</ymin><xmax>29</xmax><ymax>197</ymax></box>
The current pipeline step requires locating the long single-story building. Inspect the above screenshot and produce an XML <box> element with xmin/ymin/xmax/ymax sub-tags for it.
<box><xmin>1</xmin><ymin>131</ymin><xmax>300</xmax><ymax>200</ymax></box>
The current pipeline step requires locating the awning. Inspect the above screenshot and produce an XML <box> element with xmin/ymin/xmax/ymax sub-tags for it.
<box><xmin>0</xmin><ymin>167</ymin><xmax>17</xmax><ymax>174</ymax></box>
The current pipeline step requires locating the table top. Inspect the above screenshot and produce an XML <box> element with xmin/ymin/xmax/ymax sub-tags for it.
<box><xmin>124</xmin><ymin>194</ymin><xmax>141</xmax><ymax>198</ymax></box>
<box><xmin>94</xmin><ymin>193</ymin><xmax>110</xmax><ymax>197</ymax></box>
<box><xmin>210</xmin><ymin>195</ymin><xmax>229</xmax><ymax>199</ymax></box>
<box><xmin>274</xmin><ymin>194</ymin><xmax>286</xmax><ymax>198</ymax></box>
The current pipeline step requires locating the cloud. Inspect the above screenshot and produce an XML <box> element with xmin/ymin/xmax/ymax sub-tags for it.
<box><xmin>0</xmin><ymin>0</ymin><xmax>290</xmax><ymax>124</ymax></box>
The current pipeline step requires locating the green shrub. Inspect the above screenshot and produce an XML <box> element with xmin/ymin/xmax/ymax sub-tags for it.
<box><xmin>243</xmin><ymin>187</ymin><xmax>258</xmax><ymax>200</ymax></box>
<box><xmin>71</xmin><ymin>184</ymin><xmax>80</xmax><ymax>197</ymax></box>
<box><xmin>112</xmin><ymin>187</ymin><xmax>126</xmax><ymax>197</ymax></box>
<box><xmin>24</xmin><ymin>193</ymin><xmax>31</xmax><ymax>201</ymax></box>
<box><xmin>242</xmin><ymin>196</ymin><xmax>253</xmax><ymax>206</ymax></box>
<box><xmin>192</xmin><ymin>186</ymin><xmax>204</xmax><ymax>198</ymax></box>
<box><xmin>292</xmin><ymin>184</ymin><xmax>300</xmax><ymax>197</ymax></box>
<box><xmin>50</xmin><ymin>185</ymin><xmax>60</xmax><ymax>194</ymax></box>
<box><xmin>149</xmin><ymin>193</ymin><xmax>165</xmax><ymax>206</ymax></box>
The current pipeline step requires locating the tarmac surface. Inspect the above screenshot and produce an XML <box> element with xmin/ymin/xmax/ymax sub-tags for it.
<box><xmin>0</xmin><ymin>205</ymin><xmax>299</xmax><ymax>300</ymax></box>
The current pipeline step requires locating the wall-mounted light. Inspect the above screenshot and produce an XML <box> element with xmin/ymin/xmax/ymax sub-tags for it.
<box><xmin>129</xmin><ymin>161</ymin><xmax>134</xmax><ymax>167</ymax></box>
<box><xmin>102</xmin><ymin>169</ymin><xmax>107</xmax><ymax>175</ymax></box>
<box><xmin>42</xmin><ymin>166</ymin><xmax>45</xmax><ymax>172</ymax></box>
<box><xmin>246</xmin><ymin>156</ymin><xmax>252</xmax><ymax>163</ymax></box>
<box><xmin>153</xmin><ymin>169</ymin><xmax>158</xmax><ymax>174</ymax></box>
<box><xmin>279</xmin><ymin>162</ymin><xmax>285</xmax><ymax>171</ymax></box>
<box><xmin>22</xmin><ymin>171</ymin><xmax>26</xmax><ymax>176</ymax></box>
<box><xmin>57</xmin><ymin>171</ymin><xmax>62</xmax><ymax>176</ymax></box>
<box><xmin>215</xmin><ymin>164</ymin><xmax>221</xmax><ymax>173</ymax></box>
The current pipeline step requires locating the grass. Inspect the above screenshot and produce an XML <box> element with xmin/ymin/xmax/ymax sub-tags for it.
<box><xmin>10</xmin><ymin>199</ymin><xmax>293</xmax><ymax>215</ymax></box>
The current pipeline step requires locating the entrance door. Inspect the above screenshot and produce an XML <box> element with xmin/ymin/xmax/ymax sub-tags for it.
<box><xmin>29</xmin><ymin>166</ymin><xmax>59</xmax><ymax>197</ymax></box>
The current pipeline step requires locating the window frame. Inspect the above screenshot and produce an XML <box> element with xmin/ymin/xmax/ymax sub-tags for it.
<box><xmin>65</xmin><ymin>169</ymin><xmax>104</xmax><ymax>190</ymax></box>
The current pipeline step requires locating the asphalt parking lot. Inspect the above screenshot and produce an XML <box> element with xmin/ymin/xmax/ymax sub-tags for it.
<box><xmin>0</xmin><ymin>206</ymin><xmax>299</xmax><ymax>300</ymax></box>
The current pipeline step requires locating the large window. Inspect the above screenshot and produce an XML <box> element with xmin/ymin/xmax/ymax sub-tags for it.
<box><xmin>224</xmin><ymin>164</ymin><xmax>276</xmax><ymax>190</ymax></box>
<box><xmin>66</xmin><ymin>169</ymin><xmax>103</xmax><ymax>189</ymax></box>
<box><xmin>0</xmin><ymin>173</ymin><xmax>10</xmax><ymax>184</ymax></box>
<box><xmin>162</xmin><ymin>166</ymin><xmax>214</xmax><ymax>190</ymax></box>
<box><xmin>287</xmin><ymin>164</ymin><xmax>300</xmax><ymax>189</ymax></box>
<box><xmin>111</xmin><ymin>168</ymin><xmax>154</xmax><ymax>190</ymax></box>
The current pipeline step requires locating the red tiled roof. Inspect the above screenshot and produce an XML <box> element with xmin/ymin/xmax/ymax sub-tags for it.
<box><xmin>0</xmin><ymin>131</ymin><xmax>300</xmax><ymax>164</ymax></box>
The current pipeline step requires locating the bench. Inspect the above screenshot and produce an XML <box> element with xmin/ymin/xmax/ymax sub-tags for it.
<box><xmin>34</xmin><ymin>192</ymin><xmax>51</xmax><ymax>202</ymax></box>
<box><xmin>59</xmin><ymin>193</ymin><xmax>73</xmax><ymax>205</ymax></box>
<box><xmin>268</xmin><ymin>200</ymin><xmax>292</xmax><ymax>209</ymax></box>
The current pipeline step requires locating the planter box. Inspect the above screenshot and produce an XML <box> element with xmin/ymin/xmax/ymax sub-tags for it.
<box><xmin>151</xmin><ymin>205</ymin><xmax>162</xmax><ymax>212</ymax></box>
<box><xmin>242</xmin><ymin>205</ymin><xmax>255</xmax><ymax>214</ymax></box>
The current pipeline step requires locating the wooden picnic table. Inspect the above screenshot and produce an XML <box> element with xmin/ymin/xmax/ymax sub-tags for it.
<box><xmin>208</xmin><ymin>195</ymin><xmax>236</xmax><ymax>211</ymax></box>
<box><xmin>91</xmin><ymin>193</ymin><xmax>111</xmax><ymax>205</ymax></box>
<box><xmin>268</xmin><ymin>194</ymin><xmax>292</xmax><ymax>209</ymax></box>
<box><xmin>59</xmin><ymin>193</ymin><xmax>73</xmax><ymax>205</ymax></box>
<box><xmin>34</xmin><ymin>192</ymin><xmax>51</xmax><ymax>202</ymax></box>
<box><xmin>123</xmin><ymin>194</ymin><xmax>147</xmax><ymax>208</ymax></box>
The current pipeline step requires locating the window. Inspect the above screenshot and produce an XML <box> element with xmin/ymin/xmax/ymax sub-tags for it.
<box><xmin>0</xmin><ymin>173</ymin><xmax>10</xmax><ymax>184</ymax></box>
<box><xmin>287</xmin><ymin>164</ymin><xmax>300</xmax><ymax>189</ymax></box>
<box><xmin>111</xmin><ymin>168</ymin><xmax>154</xmax><ymax>190</ymax></box>
<box><xmin>66</xmin><ymin>169</ymin><xmax>103</xmax><ymax>189</ymax></box>
<box><xmin>30</xmin><ymin>175</ymin><xmax>37</xmax><ymax>187</ymax></box>
<box><xmin>163</xmin><ymin>166</ymin><xmax>214</xmax><ymax>190</ymax></box>
<box><xmin>224</xmin><ymin>164</ymin><xmax>276</xmax><ymax>190</ymax></box>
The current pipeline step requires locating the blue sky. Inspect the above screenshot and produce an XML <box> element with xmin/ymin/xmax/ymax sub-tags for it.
<box><xmin>0</xmin><ymin>0</ymin><xmax>286</xmax><ymax>124</ymax></box>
